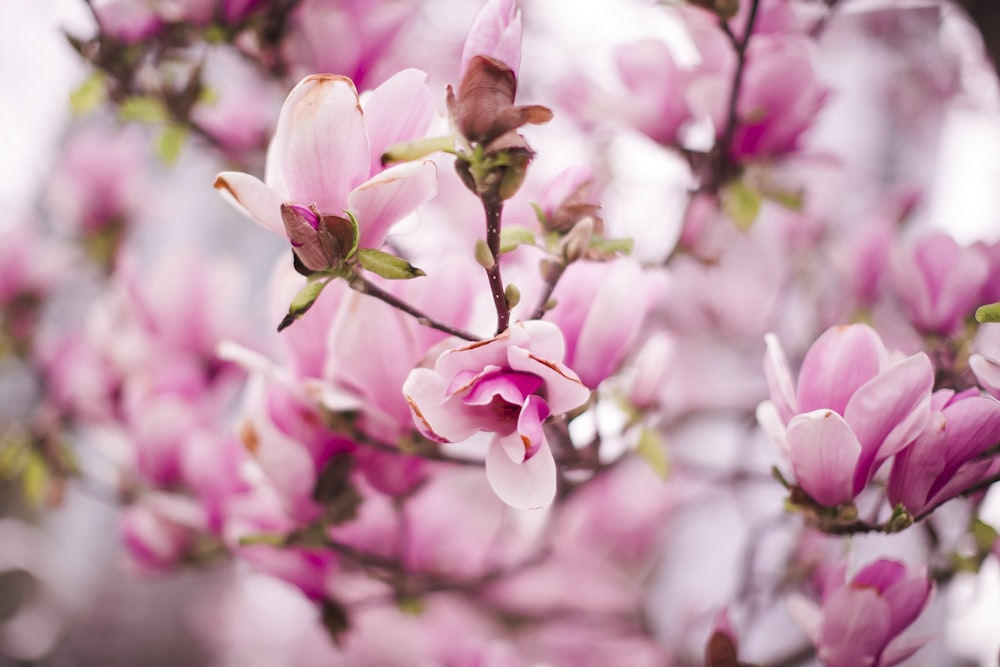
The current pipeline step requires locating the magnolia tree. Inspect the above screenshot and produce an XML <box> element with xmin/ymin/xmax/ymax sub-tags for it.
<box><xmin>5</xmin><ymin>0</ymin><xmax>1000</xmax><ymax>664</ymax></box>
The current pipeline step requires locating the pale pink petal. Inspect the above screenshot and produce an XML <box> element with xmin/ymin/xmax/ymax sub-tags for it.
<box><xmin>797</xmin><ymin>324</ymin><xmax>886</xmax><ymax>415</ymax></box>
<box><xmin>786</xmin><ymin>593</ymin><xmax>822</xmax><ymax>644</ymax></box>
<box><xmin>267</xmin><ymin>74</ymin><xmax>370</xmax><ymax>214</ymax></box>
<box><xmin>214</xmin><ymin>171</ymin><xmax>285</xmax><ymax>236</ymax></box>
<box><xmin>785</xmin><ymin>410</ymin><xmax>861</xmax><ymax>507</ymax></box>
<box><xmin>363</xmin><ymin>68</ymin><xmax>437</xmax><ymax>174</ymax></box>
<box><xmin>845</xmin><ymin>353</ymin><xmax>933</xmax><ymax>489</ymax></box>
<box><xmin>485</xmin><ymin>435</ymin><xmax>556</xmax><ymax>509</ymax></box>
<box><xmin>879</xmin><ymin>633</ymin><xmax>933</xmax><ymax>667</ymax></box>
<box><xmin>506</xmin><ymin>346</ymin><xmax>590</xmax><ymax>415</ymax></box>
<box><xmin>763</xmin><ymin>332</ymin><xmax>798</xmax><ymax>423</ymax></box>
<box><xmin>348</xmin><ymin>160</ymin><xmax>437</xmax><ymax>249</ymax></box>
<box><xmin>402</xmin><ymin>367</ymin><xmax>484</xmax><ymax>443</ymax></box>
<box><xmin>756</xmin><ymin>400</ymin><xmax>790</xmax><ymax>460</ymax></box>
<box><xmin>517</xmin><ymin>320</ymin><xmax>569</xmax><ymax>360</ymax></box>
<box><xmin>970</xmin><ymin>353</ymin><xmax>1000</xmax><ymax>400</ymax></box>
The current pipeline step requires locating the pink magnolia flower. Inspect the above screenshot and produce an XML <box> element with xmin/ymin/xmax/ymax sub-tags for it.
<box><xmin>547</xmin><ymin>258</ymin><xmax>667</xmax><ymax>389</ymax></box>
<box><xmin>215</xmin><ymin>69</ymin><xmax>437</xmax><ymax>267</ymax></box>
<box><xmin>403</xmin><ymin>321</ymin><xmax>591</xmax><ymax>509</ymax></box>
<box><xmin>788</xmin><ymin>559</ymin><xmax>933</xmax><ymax>667</ymax></box>
<box><xmin>614</xmin><ymin>38</ymin><xmax>694</xmax><ymax>146</ymax></box>
<box><xmin>756</xmin><ymin>324</ymin><xmax>933</xmax><ymax>507</ymax></box>
<box><xmin>888</xmin><ymin>388</ymin><xmax>1000</xmax><ymax>516</ymax></box>
<box><xmin>890</xmin><ymin>231</ymin><xmax>989</xmax><ymax>335</ymax></box>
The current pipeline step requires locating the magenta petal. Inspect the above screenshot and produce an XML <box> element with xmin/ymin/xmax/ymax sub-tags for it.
<box><xmin>363</xmin><ymin>68</ymin><xmax>437</xmax><ymax>174</ymax></box>
<box><xmin>517</xmin><ymin>394</ymin><xmax>551</xmax><ymax>460</ymax></box>
<box><xmin>214</xmin><ymin>172</ymin><xmax>285</xmax><ymax>236</ymax></box>
<box><xmin>887</xmin><ymin>416</ymin><xmax>946</xmax><ymax>514</ymax></box>
<box><xmin>796</xmin><ymin>324</ymin><xmax>886</xmax><ymax>415</ymax></box>
<box><xmin>928</xmin><ymin>394</ymin><xmax>1000</xmax><ymax>499</ymax></box>
<box><xmin>348</xmin><ymin>160</ymin><xmax>437</xmax><ymax>249</ymax></box>
<box><xmin>485</xmin><ymin>434</ymin><xmax>556</xmax><ymax>510</ymax></box>
<box><xmin>462</xmin><ymin>370</ymin><xmax>543</xmax><ymax>407</ymax></box>
<box><xmin>817</xmin><ymin>587</ymin><xmax>891</xmax><ymax>667</ymax></box>
<box><xmin>845</xmin><ymin>353</ymin><xmax>933</xmax><ymax>489</ymax></box>
<box><xmin>785</xmin><ymin>410</ymin><xmax>860</xmax><ymax>507</ymax></box>
<box><xmin>267</xmin><ymin>74</ymin><xmax>370</xmax><ymax>214</ymax></box>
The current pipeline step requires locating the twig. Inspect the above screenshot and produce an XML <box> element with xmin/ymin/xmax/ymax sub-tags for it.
<box><xmin>711</xmin><ymin>0</ymin><xmax>762</xmax><ymax>191</ymax></box>
<box><xmin>482</xmin><ymin>193</ymin><xmax>511</xmax><ymax>334</ymax></box>
<box><xmin>347</xmin><ymin>274</ymin><xmax>481</xmax><ymax>342</ymax></box>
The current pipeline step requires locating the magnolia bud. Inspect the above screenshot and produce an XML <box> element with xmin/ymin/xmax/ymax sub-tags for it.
<box><xmin>474</xmin><ymin>238</ymin><xmax>495</xmax><ymax>270</ymax></box>
<box><xmin>560</xmin><ymin>216</ymin><xmax>594</xmax><ymax>263</ymax></box>
<box><xmin>504</xmin><ymin>283</ymin><xmax>521</xmax><ymax>309</ymax></box>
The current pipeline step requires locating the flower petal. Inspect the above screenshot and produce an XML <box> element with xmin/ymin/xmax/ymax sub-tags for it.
<box><xmin>214</xmin><ymin>171</ymin><xmax>285</xmax><ymax>236</ymax></box>
<box><xmin>485</xmin><ymin>434</ymin><xmax>556</xmax><ymax>509</ymax></box>
<box><xmin>797</xmin><ymin>324</ymin><xmax>886</xmax><ymax>415</ymax></box>
<box><xmin>763</xmin><ymin>332</ymin><xmax>798</xmax><ymax>423</ymax></box>
<box><xmin>363</xmin><ymin>68</ymin><xmax>437</xmax><ymax>174</ymax></box>
<box><xmin>785</xmin><ymin>410</ymin><xmax>861</xmax><ymax>507</ymax></box>
<box><xmin>266</xmin><ymin>74</ymin><xmax>370</xmax><ymax>214</ymax></box>
<box><xmin>402</xmin><ymin>367</ymin><xmax>484</xmax><ymax>443</ymax></box>
<box><xmin>845</xmin><ymin>353</ymin><xmax>933</xmax><ymax>490</ymax></box>
<box><xmin>348</xmin><ymin>160</ymin><xmax>437</xmax><ymax>249</ymax></box>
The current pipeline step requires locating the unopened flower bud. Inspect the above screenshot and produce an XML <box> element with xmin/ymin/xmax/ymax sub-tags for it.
<box><xmin>504</xmin><ymin>283</ymin><xmax>521</xmax><ymax>309</ymax></box>
<box><xmin>474</xmin><ymin>238</ymin><xmax>495</xmax><ymax>270</ymax></box>
<box><xmin>561</xmin><ymin>216</ymin><xmax>594</xmax><ymax>263</ymax></box>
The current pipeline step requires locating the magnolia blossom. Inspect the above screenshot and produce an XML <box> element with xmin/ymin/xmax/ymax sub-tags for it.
<box><xmin>890</xmin><ymin>231</ymin><xmax>989</xmax><ymax>335</ymax></box>
<box><xmin>788</xmin><ymin>559</ymin><xmax>933</xmax><ymax>667</ymax></box>
<box><xmin>403</xmin><ymin>321</ymin><xmax>590</xmax><ymax>509</ymax></box>
<box><xmin>888</xmin><ymin>388</ymin><xmax>1000</xmax><ymax>516</ymax></box>
<box><xmin>757</xmin><ymin>324</ymin><xmax>933</xmax><ymax>507</ymax></box>
<box><xmin>215</xmin><ymin>69</ymin><xmax>438</xmax><ymax>267</ymax></box>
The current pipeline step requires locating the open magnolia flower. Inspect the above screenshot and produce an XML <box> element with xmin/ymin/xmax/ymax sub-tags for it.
<box><xmin>756</xmin><ymin>324</ymin><xmax>934</xmax><ymax>507</ymax></box>
<box><xmin>403</xmin><ymin>321</ymin><xmax>591</xmax><ymax>509</ymax></box>
<box><xmin>215</xmin><ymin>69</ymin><xmax>438</xmax><ymax>268</ymax></box>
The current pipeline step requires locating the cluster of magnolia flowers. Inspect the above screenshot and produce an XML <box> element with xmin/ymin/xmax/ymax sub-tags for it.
<box><xmin>5</xmin><ymin>0</ymin><xmax>1000</xmax><ymax>664</ymax></box>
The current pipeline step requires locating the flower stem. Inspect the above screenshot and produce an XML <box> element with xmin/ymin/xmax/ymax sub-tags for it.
<box><xmin>482</xmin><ymin>193</ymin><xmax>511</xmax><ymax>334</ymax></box>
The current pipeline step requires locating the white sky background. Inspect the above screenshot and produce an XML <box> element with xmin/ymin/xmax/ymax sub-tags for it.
<box><xmin>0</xmin><ymin>0</ymin><xmax>93</xmax><ymax>221</ymax></box>
<box><xmin>3</xmin><ymin>1</ymin><xmax>1000</xmax><ymax>665</ymax></box>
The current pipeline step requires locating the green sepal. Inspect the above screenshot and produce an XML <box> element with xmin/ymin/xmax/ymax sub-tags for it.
<box><xmin>381</xmin><ymin>135</ymin><xmax>456</xmax><ymax>165</ymax></box>
<box><xmin>721</xmin><ymin>179</ymin><xmax>762</xmax><ymax>230</ymax></box>
<box><xmin>357</xmin><ymin>248</ymin><xmax>426</xmax><ymax>280</ymax></box>
<box><xmin>340</xmin><ymin>210</ymin><xmax>361</xmax><ymax>260</ymax></box>
<box><xmin>762</xmin><ymin>186</ymin><xmax>804</xmax><ymax>211</ymax></box>
<box><xmin>588</xmin><ymin>236</ymin><xmax>634</xmax><ymax>257</ymax></box>
<box><xmin>976</xmin><ymin>301</ymin><xmax>1000</xmax><ymax>323</ymax></box>
<box><xmin>156</xmin><ymin>125</ymin><xmax>187</xmax><ymax>165</ymax></box>
<box><xmin>278</xmin><ymin>274</ymin><xmax>334</xmax><ymax>332</ymax></box>
<box><xmin>120</xmin><ymin>96</ymin><xmax>170</xmax><ymax>123</ymax></box>
<box><xmin>499</xmin><ymin>226</ymin><xmax>536</xmax><ymax>254</ymax></box>
<box><xmin>635</xmin><ymin>427</ymin><xmax>669</xmax><ymax>479</ymax></box>
<box><xmin>530</xmin><ymin>201</ymin><xmax>547</xmax><ymax>226</ymax></box>
<box><xmin>972</xmin><ymin>518</ymin><xmax>998</xmax><ymax>552</ymax></box>
<box><xmin>70</xmin><ymin>71</ymin><xmax>106</xmax><ymax>116</ymax></box>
